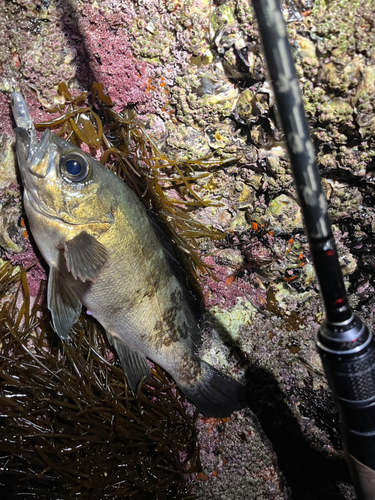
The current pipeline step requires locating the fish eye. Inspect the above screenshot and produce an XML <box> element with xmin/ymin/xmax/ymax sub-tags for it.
<box><xmin>60</xmin><ymin>153</ymin><xmax>90</xmax><ymax>182</ymax></box>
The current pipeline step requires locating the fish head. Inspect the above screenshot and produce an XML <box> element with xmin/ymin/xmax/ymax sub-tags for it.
<box><xmin>16</xmin><ymin>127</ymin><xmax>116</xmax><ymax>224</ymax></box>
<box><xmin>12</xmin><ymin>93</ymin><xmax>119</xmax><ymax>265</ymax></box>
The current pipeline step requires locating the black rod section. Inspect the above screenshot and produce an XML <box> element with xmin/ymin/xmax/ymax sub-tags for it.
<box><xmin>251</xmin><ymin>0</ymin><xmax>349</xmax><ymax>324</ymax></box>
<box><xmin>251</xmin><ymin>1</ymin><xmax>375</xmax><ymax>499</ymax></box>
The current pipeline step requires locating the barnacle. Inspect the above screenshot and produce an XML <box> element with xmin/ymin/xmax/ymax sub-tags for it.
<box><xmin>35</xmin><ymin>82</ymin><xmax>235</xmax><ymax>287</ymax></box>
<box><xmin>0</xmin><ymin>262</ymin><xmax>200</xmax><ymax>498</ymax></box>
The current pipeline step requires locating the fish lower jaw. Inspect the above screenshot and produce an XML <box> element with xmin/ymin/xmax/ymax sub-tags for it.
<box><xmin>24</xmin><ymin>190</ymin><xmax>73</xmax><ymax>227</ymax></box>
<box><xmin>24</xmin><ymin>189</ymin><xmax>53</xmax><ymax>220</ymax></box>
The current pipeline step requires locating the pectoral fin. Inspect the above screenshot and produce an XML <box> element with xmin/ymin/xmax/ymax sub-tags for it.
<box><xmin>109</xmin><ymin>333</ymin><xmax>151</xmax><ymax>391</ymax></box>
<box><xmin>48</xmin><ymin>266</ymin><xmax>82</xmax><ymax>341</ymax></box>
<box><xmin>63</xmin><ymin>231</ymin><xmax>108</xmax><ymax>282</ymax></box>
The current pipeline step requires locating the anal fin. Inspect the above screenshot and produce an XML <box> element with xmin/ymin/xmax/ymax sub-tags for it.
<box><xmin>109</xmin><ymin>333</ymin><xmax>152</xmax><ymax>391</ymax></box>
<box><xmin>48</xmin><ymin>266</ymin><xmax>82</xmax><ymax>341</ymax></box>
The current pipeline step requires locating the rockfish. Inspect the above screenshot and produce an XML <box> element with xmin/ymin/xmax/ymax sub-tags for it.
<box><xmin>11</xmin><ymin>92</ymin><xmax>246</xmax><ymax>417</ymax></box>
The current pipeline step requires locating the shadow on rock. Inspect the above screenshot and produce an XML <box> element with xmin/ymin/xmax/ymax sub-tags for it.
<box><xmin>205</xmin><ymin>310</ymin><xmax>354</xmax><ymax>500</ymax></box>
<box><xmin>60</xmin><ymin>0</ymin><xmax>96</xmax><ymax>88</ymax></box>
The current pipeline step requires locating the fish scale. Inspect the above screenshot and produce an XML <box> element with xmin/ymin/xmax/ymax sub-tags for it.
<box><xmin>11</xmin><ymin>91</ymin><xmax>247</xmax><ymax>417</ymax></box>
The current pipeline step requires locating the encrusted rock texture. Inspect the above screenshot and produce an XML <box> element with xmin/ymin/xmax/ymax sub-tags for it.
<box><xmin>1</xmin><ymin>0</ymin><xmax>375</xmax><ymax>498</ymax></box>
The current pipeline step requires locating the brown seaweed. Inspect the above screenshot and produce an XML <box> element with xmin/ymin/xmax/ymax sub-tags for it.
<box><xmin>35</xmin><ymin>82</ymin><xmax>238</xmax><ymax>287</ymax></box>
<box><xmin>0</xmin><ymin>263</ymin><xmax>200</xmax><ymax>499</ymax></box>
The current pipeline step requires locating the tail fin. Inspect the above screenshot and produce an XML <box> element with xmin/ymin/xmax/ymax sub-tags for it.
<box><xmin>180</xmin><ymin>360</ymin><xmax>247</xmax><ymax>418</ymax></box>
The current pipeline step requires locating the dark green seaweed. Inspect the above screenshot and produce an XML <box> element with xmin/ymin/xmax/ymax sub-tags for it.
<box><xmin>0</xmin><ymin>264</ymin><xmax>200</xmax><ymax>499</ymax></box>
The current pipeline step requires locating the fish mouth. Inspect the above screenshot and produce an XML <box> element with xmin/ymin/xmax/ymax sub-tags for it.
<box><xmin>12</xmin><ymin>93</ymin><xmax>66</xmax><ymax>223</ymax></box>
<box><xmin>12</xmin><ymin>92</ymin><xmax>56</xmax><ymax>179</ymax></box>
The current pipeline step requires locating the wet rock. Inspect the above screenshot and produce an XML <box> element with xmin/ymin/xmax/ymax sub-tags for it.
<box><xmin>0</xmin><ymin>135</ymin><xmax>17</xmax><ymax>188</ymax></box>
<box><xmin>267</xmin><ymin>194</ymin><xmax>303</xmax><ymax>234</ymax></box>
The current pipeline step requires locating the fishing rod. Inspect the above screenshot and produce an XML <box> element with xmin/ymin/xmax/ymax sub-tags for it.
<box><xmin>250</xmin><ymin>1</ymin><xmax>375</xmax><ymax>498</ymax></box>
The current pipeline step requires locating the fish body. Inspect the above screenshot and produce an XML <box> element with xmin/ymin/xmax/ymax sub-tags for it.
<box><xmin>12</xmin><ymin>92</ymin><xmax>246</xmax><ymax>417</ymax></box>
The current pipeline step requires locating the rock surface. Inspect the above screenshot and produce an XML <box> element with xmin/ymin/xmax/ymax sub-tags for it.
<box><xmin>2</xmin><ymin>0</ymin><xmax>375</xmax><ymax>498</ymax></box>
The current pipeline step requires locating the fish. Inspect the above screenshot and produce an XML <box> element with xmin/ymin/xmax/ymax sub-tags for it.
<box><xmin>11</xmin><ymin>92</ymin><xmax>247</xmax><ymax>417</ymax></box>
